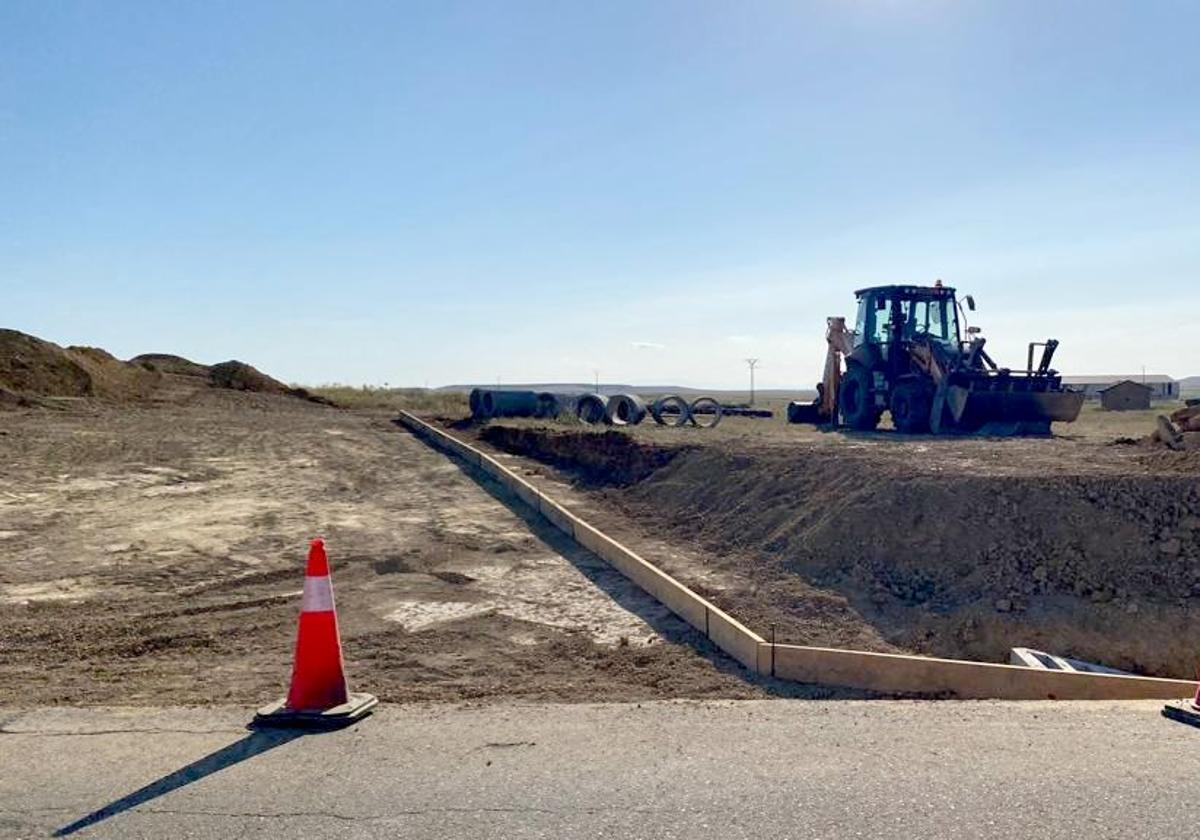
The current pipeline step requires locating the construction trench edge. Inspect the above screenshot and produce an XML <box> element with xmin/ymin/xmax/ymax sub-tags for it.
<box><xmin>395</xmin><ymin>412</ymin><xmax>1196</xmax><ymax>701</ymax></box>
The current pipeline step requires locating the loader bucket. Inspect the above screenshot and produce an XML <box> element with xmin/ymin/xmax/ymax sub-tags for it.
<box><xmin>946</xmin><ymin>385</ymin><xmax>1084</xmax><ymax>435</ymax></box>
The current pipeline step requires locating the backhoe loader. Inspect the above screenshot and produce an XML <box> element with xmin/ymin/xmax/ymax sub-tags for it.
<box><xmin>787</xmin><ymin>282</ymin><xmax>1084</xmax><ymax>435</ymax></box>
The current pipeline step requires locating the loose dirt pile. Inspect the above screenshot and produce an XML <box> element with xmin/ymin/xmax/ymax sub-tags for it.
<box><xmin>471</xmin><ymin>421</ymin><xmax>1200</xmax><ymax>678</ymax></box>
<box><xmin>130</xmin><ymin>353</ymin><xmax>212</xmax><ymax>378</ymax></box>
<box><xmin>1136</xmin><ymin>408</ymin><xmax>1200</xmax><ymax>453</ymax></box>
<box><xmin>0</xmin><ymin>330</ymin><xmax>161</xmax><ymax>403</ymax></box>
<box><xmin>206</xmin><ymin>360</ymin><xmax>335</xmax><ymax>405</ymax></box>
<box><xmin>639</xmin><ymin>448</ymin><xmax>1200</xmax><ymax>609</ymax></box>
<box><xmin>0</xmin><ymin>329</ymin><xmax>331</xmax><ymax>407</ymax></box>
<box><xmin>1171</xmin><ymin>404</ymin><xmax>1200</xmax><ymax>432</ymax></box>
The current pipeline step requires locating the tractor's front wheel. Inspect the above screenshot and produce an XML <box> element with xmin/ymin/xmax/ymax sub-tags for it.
<box><xmin>839</xmin><ymin>365</ymin><xmax>879</xmax><ymax>431</ymax></box>
<box><xmin>890</xmin><ymin>380</ymin><xmax>933</xmax><ymax>434</ymax></box>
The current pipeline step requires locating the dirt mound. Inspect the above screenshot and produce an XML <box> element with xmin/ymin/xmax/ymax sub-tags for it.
<box><xmin>479</xmin><ymin>425</ymin><xmax>688</xmax><ymax>486</ymax></box>
<box><xmin>1132</xmin><ymin>412</ymin><xmax>1200</xmax><ymax>453</ymax></box>
<box><xmin>208</xmin><ymin>360</ymin><xmax>289</xmax><ymax>394</ymax></box>
<box><xmin>0</xmin><ymin>330</ymin><xmax>336</xmax><ymax>407</ymax></box>
<box><xmin>0</xmin><ymin>330</ymin><xmax>161</xmax><ymax>402</ymax></box>
<box><xmin>641</xmin><ymin>448</ymin><xmax>1200</xmax><ymax>604</ymax></box>
<box><xmin>130</xmin><ymin>353</ymin><xmax>210</xmax><ymax>378</ymax></box>
<box><xmin>205</xmin><ymin>360</ymin><xmax>335</xmax><ymax>406</ymax></box>
<box><xmin>0</xmin><ymin>330</ymin><xmax>93</xmax><ymax>397</ymax></box>
<box><xmin>65</xmin><ymin>345</ymin><xmax>163</xmax><ymax>401</ymax></box>
<box><xmin>483</xmin><ymin>422</ymin><xmax>1200</xmax><ymax>677</ymax></box>
<box><xmin>615</xmin><ymin>445</ymin><xmax>1200</xmax><ymax>676</ymax></box>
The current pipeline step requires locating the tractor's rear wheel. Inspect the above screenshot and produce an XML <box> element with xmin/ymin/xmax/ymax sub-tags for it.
<box><xmin>890</xmin><ymin>381</ymin><xmax>932</xmax><ymax>434</ymax></box>
<box><xmin>839</xmin><ymin>365</ymin><xmax>879</xmax><ymax>431</ymax></box>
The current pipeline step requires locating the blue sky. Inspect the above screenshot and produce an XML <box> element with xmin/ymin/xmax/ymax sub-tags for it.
<box><xmin>3</xmin><ymin>1</ymin><xmax>1197</xmax><ymax>388</ymax></box>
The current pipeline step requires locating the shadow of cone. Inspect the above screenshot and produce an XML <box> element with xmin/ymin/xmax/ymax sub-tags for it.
<box><xmin>254</xmin><ymin>538</ymin><xmax>377</xmax><ymax>728</ymax></box>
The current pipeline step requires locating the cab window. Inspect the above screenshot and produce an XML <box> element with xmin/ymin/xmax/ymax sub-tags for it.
<box><xmin>855</xmin><ymin>295</ymin><xmax>893</xmax><ymax>345</ymax></box>
<box><xmin>904</xmin><ymin>297</ymin><xmax>958</xmax><ymax>344</ymax></box>
<box><xmin>854</xmin><ymin>296</ymin><xmax>892</xmax><ymax>345</ymax></box>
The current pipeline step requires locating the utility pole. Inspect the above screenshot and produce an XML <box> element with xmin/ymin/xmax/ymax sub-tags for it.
<box><xmin>745</xmin><ymin>358</ymin><xmax>760</xmax><ymax>406</ymax></box>
<box><xmin>593</xmin><ymin>369</ymin><xmax>600</xmax><ymax>393</ymax></box>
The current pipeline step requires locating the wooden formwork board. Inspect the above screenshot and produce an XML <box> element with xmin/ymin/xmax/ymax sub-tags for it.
<box><xmin>703</xmin><ymin>608</ymin><xmax>762</xmax><ymax>672</ymax></box>
<box><xmin>507</xmin><ymin>474</ymin><xmax>541</xmax><ymax>510</ymax></box>
<box><xmin>537</xmin><ymin>496</ymin><xmax>577</xmax><ymax>538</ymax></box>
<box><xmin>764</xmin><ymin>643</ymin><xmax>1195</xmax><ymax>701</ymax></box>
<box><xmin>397</xmin><ymin>412</ymin><xmax>1199</xmax><ymax>701</ymax></box>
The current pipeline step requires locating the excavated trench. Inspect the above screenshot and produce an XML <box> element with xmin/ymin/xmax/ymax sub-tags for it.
<box><xmin>480</xmin><ymin>425</ymin><xmax>691</xmax><ymax>486</ymax></box>
<box><xmin>476</xmin><ymin>423</ymin><xmax>1200</xmax><ymax>678</ymax></box>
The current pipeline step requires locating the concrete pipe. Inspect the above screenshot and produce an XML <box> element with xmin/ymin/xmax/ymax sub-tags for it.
<box><xmin>535</xmin><ymin>392</ymin><xmax>561</xmax><ymax>419</ymax></box>
<box><xmin>650</xmin><ymin>394</ymin><xmax>691</xmax><ymax>427</ymax></box>
<box><xmin>689</xmin><ymin>396</ymin><xmax>723</xmax><ymax>428</ymax></box>
<box><xmin>481</xmin><ymin>389</ymin><xmax>539</xmax><ymax>418</ymax></box>
<box><xmin>575</xmin><ymin>393</ymin><xmax>609</xmax><ymax>425</ymax></box>
<box><xmin>606</xmin><ymin>393</ymin><xmax>648</xmax><ymax>426</ymax></box>
<box><xmin>469</xmin><ymin>388</ymin><xmax>489</xmax><ymax>419</ymax></box>
<box><xmin>551</xmin><ymin>392</ymin><xmax>586</xmax><ymax>419</ymax></box>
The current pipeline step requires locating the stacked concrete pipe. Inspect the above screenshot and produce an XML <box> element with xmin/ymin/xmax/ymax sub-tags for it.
<box><xmin>606</xmin><ymin>393</ymin><xmax>647</xmax><ymax>426</ymax></box>
<box><xmin>649</xmin><ymin>395</ymin><xmax>691</xmax><ymax>426</ymax></box>
<box><xmin>688</xmin><ymin>396</ymin><xmax>723</xmax><ymax>428</ymax></box>
<box><xmin>469</xmin><ymin>389</ymin><xmax>540</xmax><ymax>420</ymax></box>
<box><xmin>470</xmin><ymin>388</ymin><xmax>724</xmax><ymax>429</ymax></box>
<box><xmin>574</xmin><ymin>393</ymin><xmax>608</xmax><ymax>424</ymax></box>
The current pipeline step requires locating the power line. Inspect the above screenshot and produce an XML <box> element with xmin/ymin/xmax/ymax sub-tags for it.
<box><xmin>745</xmin><ymin>358</ymin><xmax>760</xmax><ymax>405</ymax></box>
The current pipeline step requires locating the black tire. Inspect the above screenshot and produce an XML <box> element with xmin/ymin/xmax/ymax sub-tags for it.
<box><xmin>839</xmin><ymin>365</ymin><xmax>879</xmax><ymax>431</ymax></box>
<box><xmin>890</xmin><ymin>381</ymin><xmax>932</xmax><ymax>434</ymax></box>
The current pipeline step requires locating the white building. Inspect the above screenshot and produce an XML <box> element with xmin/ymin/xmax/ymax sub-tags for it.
<box><xmin>1061</xmin><ymin>375</ymin><xmax>1178</xmax><ymax>400</ymax></box>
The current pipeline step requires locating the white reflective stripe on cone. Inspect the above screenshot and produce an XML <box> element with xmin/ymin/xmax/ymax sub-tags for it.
<box><xmin>301</xmin><ymin>575</ymin><xmax>335</xmax><ymax>612</ymax></box>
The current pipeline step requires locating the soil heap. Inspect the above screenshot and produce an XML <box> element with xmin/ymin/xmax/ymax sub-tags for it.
<box><xmin>0</xmin><ymin>329</ymin><xmax>160</xmax><ymax>403</ymax></box>
<box><xmin>1</xmin><ymin>328</ymin><xmax>333</xmax><ymax>406</ymax></box>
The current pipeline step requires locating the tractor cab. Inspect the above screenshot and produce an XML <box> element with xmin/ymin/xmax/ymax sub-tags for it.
<box><xmin>852</xmin><ymin>282</ymin><xmax>965</xmax><ymax>355</ymax></box>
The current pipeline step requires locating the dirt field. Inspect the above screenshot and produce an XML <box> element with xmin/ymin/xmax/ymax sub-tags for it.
<box><xmin>5</xmin><ymin>354</ymin><xmax>1196</xmax><ymax>707</ymax></box>
<box><xmin>1</xmin><ymin>386</ymin><xmax>824</xmax><ymax>706</ymax></box>
<box><xmin>461</xmin><ymin>406</ymin><xmax>1200</xmax><ymax>679</ymax></box>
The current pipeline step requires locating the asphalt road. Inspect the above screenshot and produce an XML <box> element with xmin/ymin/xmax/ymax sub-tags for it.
<box><xmin>4</xmin><ymin>699</ymin><xmax>1200</xmax><ymax>839</ymax></box>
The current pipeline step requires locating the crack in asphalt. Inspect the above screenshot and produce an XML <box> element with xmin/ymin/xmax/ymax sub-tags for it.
<box><xmin>0</xmin><ymin>727</ymin><xmax>243</xmax><ymax>737</ymax></box>
<box><xmin>1</xmin><ymin>805</ymin><xmax>669</xmax><ymax>822</ymax></box>
<box><xmin>121</xmin><ymin>804</ymin><xmax>662</xmax><ymax>820</ymax></box>
<box><xmin>0</xmin><ymin>808</ymin><xmax>74</xmax><ymax>815</ymax></box>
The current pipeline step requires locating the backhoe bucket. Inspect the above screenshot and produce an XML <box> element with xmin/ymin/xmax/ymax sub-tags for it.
<box><xmin>946</xmin><ymin>384</ymin><xmax>1084</xmax><ymax>436</ymax></box>
<box><xmin>787</xmin><ymin>400</ymin><xmax>826</xmax><ymax>425</ymax></box>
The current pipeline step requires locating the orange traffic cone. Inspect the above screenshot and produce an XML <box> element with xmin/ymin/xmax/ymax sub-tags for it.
<box><xmin>255</xmin><ymin>539</ymin><xmax>376</xmax><ymax>728</ymax></box>
<box><xmin>1162</xmin><ymin>669</ymin><xmax>1200</xmax><ymax>728</ymax></box>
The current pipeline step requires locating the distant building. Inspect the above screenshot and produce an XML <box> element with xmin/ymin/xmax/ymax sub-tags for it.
<box><xmin>1099</xmin><ymin>380</ymin><xmax>1152</xmax><ymax>411</ymax></box>
<box><xmin>1062</xmin><ymin>375</ymin><xmax>1177</xmax><ymax>400</ymax></box>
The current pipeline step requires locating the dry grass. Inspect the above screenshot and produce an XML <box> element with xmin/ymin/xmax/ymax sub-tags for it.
<box><xmin>1065</xmin><ymin>401</ymin><xmax>1186</xmax><ymax>442</ymax></box>
<box><xmin>305</xmin><ymin>385</ymin><xmax>469</xmax><ymax>414</ymax></box>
